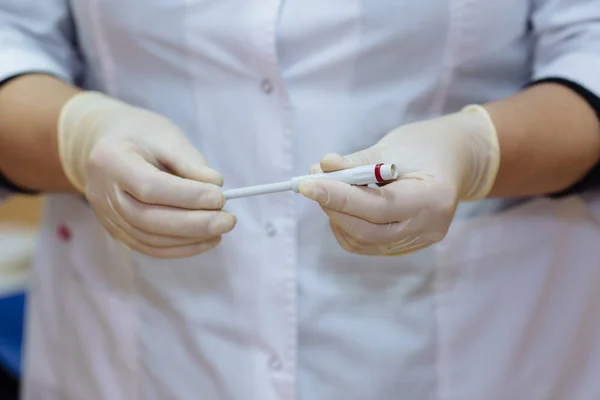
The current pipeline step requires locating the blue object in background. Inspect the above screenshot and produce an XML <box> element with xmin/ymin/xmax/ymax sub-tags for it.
<box><xmin>0</xmin><ymin>292</ymin><xmax>25</xmax><ymax>377</ymax></box>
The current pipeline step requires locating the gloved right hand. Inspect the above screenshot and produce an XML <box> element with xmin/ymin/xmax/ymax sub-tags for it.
<box><xmin>57</xmin><ymin>91</ymin><xmax>236</xmax><ymax>258</ymax></box>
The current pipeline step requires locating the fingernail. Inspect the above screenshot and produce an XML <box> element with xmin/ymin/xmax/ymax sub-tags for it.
<box><xmin>202</xmin><ymin>190</ymin><xmax>225</xmax><ymax>208</ymax></box>
<box><xmin>320</xmin><ymin>153</ymin><xmax>354</xmax><ymax>172</ymax></box>
<box><xmin>309</xmin><ymin>164</ymin><xmax>322</xmax><ymax>174</ymax></box>
<box><xmin>298</xmin><ymin>181</ymin><xmax>326</xmax><ymax>203</ymax></box>
<box><xmin>209</xmin><ymin>214</ymin><xmax>236</xmax><ymax>234</ymax></box>
<box><xmin>199</xmin><ymin>166</ymin><xmax>224</xmax><ymax>186</ymax></box>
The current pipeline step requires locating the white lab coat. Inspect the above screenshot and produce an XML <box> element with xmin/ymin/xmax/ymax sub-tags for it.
<box><xmin>2</xmin><ymin>1</ymin><xmax>600</xmax><ymax>399</ymax></box>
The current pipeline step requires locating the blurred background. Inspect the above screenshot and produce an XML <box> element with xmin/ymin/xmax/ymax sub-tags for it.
<box><xmin>0</xmin><ymin>195</ymin><xmax>42</xmax><ymax>399</ymax></box>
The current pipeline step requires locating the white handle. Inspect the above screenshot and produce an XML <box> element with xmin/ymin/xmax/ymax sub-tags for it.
<box><xmin>291</xmin><ymin>163</ymin><xmax>397</xmax><ymax>192</ymax></box>
<box><xmin>222</xmin><ymin>164</ymin><xmax>398</xmax><ymax>200</ymax></box>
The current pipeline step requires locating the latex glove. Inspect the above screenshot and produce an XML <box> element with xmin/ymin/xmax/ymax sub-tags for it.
<box><xmin>298</xmin><ymin>105</ymin><xmax>500</xmax><ymax>255</ymax></box>
<box><xmin>58</xmin><ymin>91</ymin><xmax>236</xmax><ymax>258</ymax></box>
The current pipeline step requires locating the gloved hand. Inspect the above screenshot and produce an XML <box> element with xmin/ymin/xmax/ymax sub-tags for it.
<box><xmin>58</xmin><ymin>91</ymin><xmax>236</xmax><ymax>258</ymax></box>
<box><xmin>298</xmin><ymin>105</ymin><xmax>500</xmax><ymax>255</ymax></box>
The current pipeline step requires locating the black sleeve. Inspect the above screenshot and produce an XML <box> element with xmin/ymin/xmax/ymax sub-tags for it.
<box><xmin>0</xmin><ymin>174</ymin><xmax>37</xmax><ymax>195</ymax></box>
<box><xmin>528</xmin><ymin>77</ymin><xmax>600</xmax><ymax>197</ymax></box>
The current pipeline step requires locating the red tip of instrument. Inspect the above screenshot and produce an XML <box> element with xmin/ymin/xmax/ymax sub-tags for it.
<box><xmin>374</xmin><ymin>163</ymin><xmax>384</xmax><ymax>183</ymax></box>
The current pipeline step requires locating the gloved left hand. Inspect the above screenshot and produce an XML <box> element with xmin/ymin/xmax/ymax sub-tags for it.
<box><xmin>57</xmin><ymin>91</ymin><xmax>235</xmax><ymax>258</ymax></box>
<box><xmin>298</xmin><ymin>105</ymin><xmax>500</xmax><ymax>255</ymax></box>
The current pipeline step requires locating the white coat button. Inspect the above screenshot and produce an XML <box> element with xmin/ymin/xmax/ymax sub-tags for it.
<box><xmin>260</xmin><ymin>79</ymin><xmax>274</xmax><ymax>94</ymax></box>
<box><xmin>268</xmin><ymin>355</ymin><xmax>282</xmax><ymax>371</ymax></box>
<box><xmin>265</xmin><ymin>222</ymin><xmax>277</xmax><ymax>237</ymax></box>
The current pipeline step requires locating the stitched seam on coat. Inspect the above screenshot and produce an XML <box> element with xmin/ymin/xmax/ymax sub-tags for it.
<box><xmin>86</xmin><ymin>3</ymin><xmax>136</xmax><ymax>399</ymax></box>
<box><xmin>432</xmin><ymin>5</ymin><xmax>471</xmax><ymax>399</ymax></box>
<box><xmin>87</xmin><ymin>0</ymin><xmax>118</xmax><ymax>96</ymax></box>
<box><xmin>428</xmin><ymin>0</ymin><xmax>461</xmax><ymax>117</ymax></box>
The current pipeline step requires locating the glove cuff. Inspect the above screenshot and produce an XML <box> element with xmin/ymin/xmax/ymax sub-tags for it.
<box><xmin>57</xmin><ymin>91</ymin><xmax>132</xmax><ymax>193</ymax></box>
<box><xmin>458</xmin><ymin>104</ymin><xmax>501</xmax><ymax>201</ymax></box>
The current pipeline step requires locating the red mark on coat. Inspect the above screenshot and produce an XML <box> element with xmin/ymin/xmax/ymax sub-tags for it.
<box><xmin>57</xmin><ymin>224</ymin><xmax>71</xmax><ymax>242</ymax></box>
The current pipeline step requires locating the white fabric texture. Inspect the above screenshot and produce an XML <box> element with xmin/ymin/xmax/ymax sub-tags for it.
<box><xmin>1</xmin><ymin>1</ymin><xmax>600</xmax><ymax>399</ymax></box>
<box><xmin>0</xmin><ymin>225</ymin><xmax>35</xmax><ymax>297</ymax></box>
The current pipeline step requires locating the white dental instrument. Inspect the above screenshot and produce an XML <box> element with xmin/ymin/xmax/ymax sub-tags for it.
<box><xmin>223</xmin><ymin>163</ymin><xmax>398</xmax><ymax>200</ymax></box>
